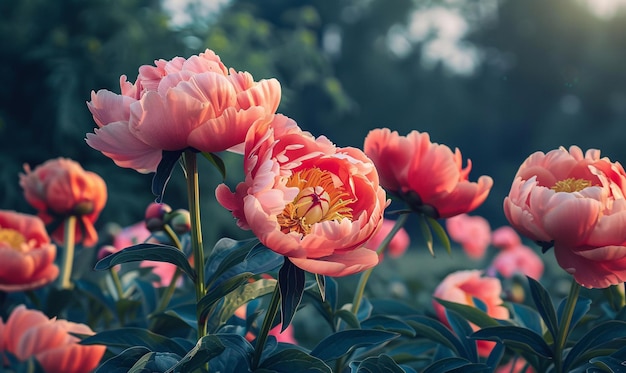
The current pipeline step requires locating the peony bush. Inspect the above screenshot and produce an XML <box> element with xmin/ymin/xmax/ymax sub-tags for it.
<box><xmin>2</xmin><ymin>47</ymin><xmax>626</xmax><ymax>373</ymax></box>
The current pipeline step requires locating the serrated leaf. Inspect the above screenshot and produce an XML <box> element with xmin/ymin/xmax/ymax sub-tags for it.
<box><xmin>470</xmin><ymin>325</ymin><xmax>552</xmax><ymax>358</ymax></box>
<box><xmin>426</xmin><ymin>217</ymin><xmax>451</xmax><ymax>255</ymax></box>
<box><xmin>417</xmin><ymin>214</ymin><xmax>435</xmax><ymax>256</ymax></box>
<box><xmin>259</xmin><ymin>348</ymin><xmax>331</xmax><ymax>373</ymax></box>
<box><xmin>278</xmin><ymin>258</ymin><xmax>306</xmax><ymax>331</ymax></box>
<box><xmin>435</xmin><ymin>298</ymin><xmax>501</xmax><ymax>329</ymax></box>
<box><xmin>198</xmin><ymin>272</ymin><xmax>254</xmax><ymax>323</ymax></box>
<box><xmin>201</xmin><ymin>151</ymin><xmax>226</xmax><ymax>181</ymax></box>
<box><xmin>310</xmin><ymin>330</ymin><xmax>399</xmax><ymax>362</ymax></box>
<box><xmin>351</xmin><ymin>354</ymin><xmax>405</xmax><ymax>373</ymax></box>
<box><xmin>94</xmin><ymin>243</ymin><xmax>196</xmax><ymax>283</ymax></box>
<box><xmin>80</xmin><ymin>327</ymin><xmax>188</xmax><ymax>356</ymax></box>
<box><xmin>152</xmin><ymin>150</ymin><xmax>183</xmax><ymax>203</ymax></box>
<box><xmin>527</xmin><ymin>276</ymin><xmax>558</xmax><ymax>340</ymax></box>
<box><xmin>564</xmin><ymin>320</ymin><xmax>626</xmax><ymax>371</ymax></box>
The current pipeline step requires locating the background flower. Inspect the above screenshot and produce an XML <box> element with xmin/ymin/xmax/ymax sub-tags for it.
<box><xmin>1</xmin><ymin>305</ymin><xmax>105</xmax><ymax>373</ymax></box>
<box><xmin>364</xmin><ymin>218</ymin><xmax>410</xmax><ymax>258</ymax></box>
<box><xmin>504</xmin><ymin>146</ymin><xmax>626</xmax><ymax>288</ymax></box>
<box><xmin>363</xmin><ymin>128</ymin><xmax>493</xmax><ymax>219</ymax></box>
<box><xmin>217</xmin><ymin>114</ymin><xmax>387</xmax><ymax>276</ymax></box>
<box><xmin>0</xmin><ymin>210</ymin><xmax>58</xmax><ymax>292</ymax></box>
<box><xmin>446</xmin><ymin>213</ymin><xmax>491</xmax><ymax>259</ymax></box>
<box><xmin>20</xmin><ymin>158</ymin><xmax>107</xmax><ymax>247</ymax></box>
<box><xmin>488</xmin><ymin>226</ymin><xmax>544</xmax><ymax>280</ymax></box>
<box><xmin>86</xmin><ymin>48</ymin><xmax>281</xmax><ymax>173</ymax></box>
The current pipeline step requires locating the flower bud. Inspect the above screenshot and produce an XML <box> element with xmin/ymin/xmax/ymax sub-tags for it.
<box><xmin>145</xmin><ymin>202</ymin><xmax>172</xmax><ymax>232</ymax></box>
<box><xmin>167</xmin><ymin>209</ymin><xmax>191</xmax><ymax>234</ymax></box>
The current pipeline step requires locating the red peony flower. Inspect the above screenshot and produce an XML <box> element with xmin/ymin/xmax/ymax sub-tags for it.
<box><xmin>0</xmin><ymin>211</ymin><xmax>58</xmax><ymax>292</ymax></box>
<box><xmin>363</xmin><ymin>128</ymin><xmax>493</xmax><ymax>218</ymax></box>
<box><xmin>504</xmin><ymin>146</ymin><xmax>626</xmax><ymax>288</ymax></box>
<box><xmin>364</xmin><ymin>218</ymin><xmax>410</xmax><ymax>258</ymax></box>
<box><xmin>86</xmin><ymin>49</ymin><xmax>281</xmax><ymax>173</ymax></box>
<box><xmin>19</xmin><ymin>158</ymin><xmax>107</xmax><ymax>247</ymax></box>
<box><xmin>0</xmin><ymin>305</ymin><xmax>105</xmax><ymax>373</ymax></box>
<box><xmin>217</xmin><ymin>115</ymin><xmax>388</xmax><ymax>277</ymax></box>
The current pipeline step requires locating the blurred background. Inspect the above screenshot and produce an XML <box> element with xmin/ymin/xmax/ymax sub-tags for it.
<box><xmin>2</xmin><ymin>0</ymin><xmax>626</xmax><ymax>247</ymax></box>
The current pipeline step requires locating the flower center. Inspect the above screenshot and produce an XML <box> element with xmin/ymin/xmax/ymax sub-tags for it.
<box><xmin>551</xmin><ymin>178</ymin><xmax>592</xmax><ymax>193</ymax></box>
<box><xmin>277</xmin><ymin>168</ymin><xmax>354</xmax><ymax>235</ymax></box>
<box><xmin>0</xmin><ymin>228</ymin><xmax>27</xmax><ymax>252</ymax></box>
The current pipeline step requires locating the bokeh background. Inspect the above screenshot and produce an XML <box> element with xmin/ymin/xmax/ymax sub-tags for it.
<box><xmin>2</xmin><ymin>0</ymin><xmax>626</xmax><ymax>251</ymax></box>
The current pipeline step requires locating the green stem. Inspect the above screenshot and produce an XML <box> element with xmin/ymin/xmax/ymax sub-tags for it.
<box><xmin>350</xmin><ymin>214</ymin><xmax>409</xmax><ymax>315</ymax></box>
<box><xmin>183</xmin><ymin>151</ymin><xmax>206</xmax><ymax>340</ymax></box>
<box><xmin>252</xmin><ymin>283</ymin><xmax>281</xmax><ymax>369</ymax></box>
<box><xmin>553</xmin><ymin>278</ymin><xmax>581</xmax><ymax>373</ymax></box>
<box><xmin>109</xmin><ymin>268</ymin><xmax>124</xmax><ymax>300</ymax></box>
<box><xmin>151</xmin><ymin>224</ymin><xmax>185</xmax><ymax>318</ymax></box>
<box><xmin>57</xmin><ymin>215</ymin><xmax>77</xmax><ymax>289</ymax></box>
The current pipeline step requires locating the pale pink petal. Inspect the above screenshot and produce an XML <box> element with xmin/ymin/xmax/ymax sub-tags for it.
<box><xmin>288</xmin><ymin>247</ymin><xmax>379</xmax><ymax>277</ymax></box>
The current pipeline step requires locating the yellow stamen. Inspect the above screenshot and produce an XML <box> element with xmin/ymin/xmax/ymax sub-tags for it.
<box><xmin>0</xmin><ymin>228</ymin><xmax>27</xmax><ymax>252</ymax></box>
<box><xmin>277</xmin><ymin>168</ymin><xmax>354</xmax><ymax>235</ymax></box>
<box><xmin>551</xmin><ymin>178</ymin><xmax>592</xmax><ymax>193</ymax></box>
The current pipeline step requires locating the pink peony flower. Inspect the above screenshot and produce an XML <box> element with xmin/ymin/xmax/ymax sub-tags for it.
<box><xmin>489</xmin><ymin>245</ymin><xmax>544</xmax><ymax>280</ymax></box>
<box><xmin>364</xmin><ymin>218</ymin><xmax>410</xmax><ymax>258</ymax></box>
<box><xmin>433</xmin><ymin>270</ymin><xmax>509</xmax><ymax>357</ymax></box>
<box><xmin>1</xmin><ymin>305</ymin><xmax>105</xmax><ymax>373</ymax></box>
<box><xmin>491</xmin><ymin>226</ymin><xmax>522</xmax><ymax>250</ymax></box>
<box><xmin>19</xmin><ymin>158</ymin><xmax>107</xmax><ymax>247</ymax></box>
<box><xmin>0</xmin><ymin>210</ymin><xmax>59</xmax><ymax>292</ymax></box>
<box><xmin>217</xmin><ymin>115</ymin><xmax>387</xmax><ymax>277</ymax></box>
<box><xmin>504</xmin><ymin>145</ymin><xmax>626</xmax><ymax>288</ymax></box>
<box><xmin>86</xmin><ymin>49</ymin><xmax>281</xmax><ymax>173</ymax></box>
<box><xmin>363</xmin><ymin>128</ymin><xmax>493</xmax><ymax>219</ymax></box>
<box><xmin>445</xmin><ymin>214</ymin><xmax>491</xmax><ymax>259</ymax></box>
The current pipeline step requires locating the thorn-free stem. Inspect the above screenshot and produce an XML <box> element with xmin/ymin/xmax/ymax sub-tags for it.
<box><xmin>57</xmin><ymin>215</ymin><xmax>77</xmax><ymax>289</ymax></box>
<box><xmin>554</xmin><ymin>278</ymin><xmax>581</xmax><ymax>373</ymax></box>
<box><xmin>252</xmin><ymin>282</ymin><xmax>281</xmax><ymax>369</ymax></box>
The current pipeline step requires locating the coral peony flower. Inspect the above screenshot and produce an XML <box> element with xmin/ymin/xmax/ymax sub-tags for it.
<box><xmin>503</xmin><ymin>145</ymin><xmax>626</xmax><ymax>288</ymax></box>
<box><xmin>491</xmin><ymin>226</ymin><xmax>522</xmax><ymax>250</ymax></box>
<box><xmin>217</xmin><ymin>115</ymin><xmax>387</xmax><ymax>277</ymax></box>
<box><xmin>0</xmin><ymin>305</ymin><xmax>105</xmax><ymax>373</ymax></box>
<box><xmin>20</xmin><ymin>158</ymin><xmax>107</xmax><ymax>248</ymax></box>
<box><xmin>446</xmin><ymin>214</ymin><xmax>491</xmax><ymax>259</ymax></box>
<box><xmin>364</xmin><ymin>218</ymin><xmax>410</xmax><ymax>258</ymax></box>
<box><xmin>433</xmin><ymin>270</ymin><xmax>509</xmax><ymax>357</ymax></box>
<box><xmin>489</xmin><ymin>245</ymin><xmax>544</xmax><ymax>280</ymax></box>
<box><xmin>363</xmin><ymin>128</ymin><xmax>493</xmax><ymax>219</ymax></box>
<box><xmin>86</xmin><ymin>49</ymin><xmax>281</xmax><ymax>173</ymax></box>
<box><xmin>496</xmin><ymin>357</ymin><xmax>535</xmax><ymax>373</ymax></box>
<box><xmin>0</xmin><ymin>211</ymin><xmax>59</xmax><ymax>292</ymax></box>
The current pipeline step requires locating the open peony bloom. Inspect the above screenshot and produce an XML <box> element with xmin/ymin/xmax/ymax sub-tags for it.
<box><xmin>0</xmin><ymin>305</ymin><xmax>105</xmax><ymax>373</ymax></box>
<box><xmin>446</xmin><ymin>214</ymin><xmax>491</xmax><ymax>259</ymax></box>
<box><xmin>0</xmin><ymin>211</ymin><xmax>59</xmax><ymax>292</ymax></box>
<box><xmin>86</xmin><ymin>48</ymin><xmax>281</xmax><ymax>173</ymax></box>
<box><xmin>20</xmin><ymin>158</ymin><xmax>107</xmax><ymax>247</ymax></box>
<box><xmin>216</xmin><ymin>114</ymin><xmax>387</xmax><ymax>277</ymax></box>
<box><xmin>503</xmin><ymin>145</ymin><xmax>626</xmax><ymax>288</ymax></box>
<box><xmin>364</xmin><ymin>218</ymin><xmax>410</xmax><ymax>258</ymax></box>
<box><xmin>363</xmin><ymin>128</ymin><xmax>493</xmax><ymax>219</ymax></box>
<box><xmin>433</xmin><ymin>270</ymin><xmax>509</xmax><ymax>357</ymax></box>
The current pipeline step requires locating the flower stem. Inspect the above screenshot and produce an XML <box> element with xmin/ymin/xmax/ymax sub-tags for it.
<box><xmin>57</xmin><ymin>215</ymin><xmax>77</xmax><ymax>289</ymax></box>
<box><xmin>553</xmin><ymin>278</ymin><xmax>581</xmax><ymax>373</ymax></box>
<box><xmin>109</xmin><ymin>268</ymin><xmax>124</xmax><ymax>300</ymax></box>
<box><xmin>350</xmin><ymin>213</ymin><xmax>409</xmax><ymax>316</ymax></box>
<box><xmin>151</xmin><ymin>224</ymin><xmax>184</xmax><ymax>325</ymax></box>
<box><xmin>183</xmin><ymin>151</ymin><xmax>206</xmax><ymax>339</ymax></box>
<box><xmin>252</xmin><ymin>283</ymin><xmax>281</xmax><ymax>369</ymax></box>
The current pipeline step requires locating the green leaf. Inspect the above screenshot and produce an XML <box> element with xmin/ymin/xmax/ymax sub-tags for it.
<box><xmin>315</xmin><ymin>274</ymin><xmax>326</xmax><ymax>302</ymax></box>
<box><xmin>94</xmin><ymin>243</ymin><xmax>196</xmax><ymax>283</ymax></box>
<box><xmin>201</xmin><ymin>151</ymin><xmax>226</xmax><ymax>181</ymax></box>
<box><xmin>128</xmin><ymin>351</ymin><xmax>180</xmax><ymax>373</ymax></box>
<box><xmin>165</xmin><ymin>335</ymin><xmax>226</xmax><ymax>373</ymax></box>
<box><xmin>470</xmin><ymin>325</ymin><xmax>552</xmax><ymax>358</ymax></box>
<box><xmin>95</xmin><ymin>346</ymin><xmax>152</xmax><ymax>373</ymax></box>
<box><xmin>278</xmin><ymin>258</ymin><xmax>306</xmax><ymax>331</ymax></box>
<box><xmin>310</xmin><ymin>330</ymin><xmax>399</xmax><ymax>362</ymax></box>
<box><xmin>352</xmin><ymin>354</ymin><xmax>405</xmax><ymax>373</ymax></box>
<box><xmin>259</xmin><ymin>348</ymin><xmax>332</xmax><ymax>373</ymax></box>
<box><xmin>406</xmin><ymin>316</ymin><xmax>465</xmax><ymax>356</ymax></box>
<box><xmin>426</xmin><ymin>217</ymin><xmax>451</xmax><ymax>256</ymax></box>
<box><xmin>444</xmin><ymin>309</ymin><xmax>478</xmax><ymax>361</ymax></box>
<box><xmin>417</xmin><ymin>214</ymin><xmax>435</xmax><ymax>256</ymax></box>
<box><xmin>335</xmin><ymin>309</ymin><xmax>361</xmax><ymax>329</ymax></box>
<box><xmin>564</xmin><ymin>320</ymin><xmax>626</xmax><ymax>371</ymax></box>
<box><xmin>423</xmin><ymin>358</ymin><xmax>490</xmax><ymax>373</ymax></box>
<box><xmin>435</xmin><ymin>298</ymin><xmax>501</xmax><ymax>329</ymax></box>
<box><xmin>198</xmin><ymin>272</ymin><xmax>254</xmax><ymax>323</ymax></box>
<box><xmin>361</xmin><ymin>315</ymin><xmax>415</xmax><ymax>337</ymax></box>
<box><xmin>80</xmin><ymin>327</ymin><xmax>188</xmax><ymax>356</ymax></box>
<box><xmin>527</xmin><ymin>276</ymin><xmax>558</xmax><ymax>340</ymax></box>
<box><xmin>152</xmin><ymin>150</ymin><xmax>183</xmax><ymax>203</ymax></box>
<box><xmin>205</xmin><ymin>238</ymin><xmax>260</xmax><ymax>288</ymax></box>
<box><xmin>588</xmin><ymin>356</ymin><xmax>626</xmax><ymax>372</ymax></box>
<box><xmin>509</xmin><ymin>302</ymin><xmax>544</xmax><ymax>336</ymax></box>
<box><xmin>556</xmin><ymin>295</ymin><xmax>591</xmax><ymax>335</ymax></box>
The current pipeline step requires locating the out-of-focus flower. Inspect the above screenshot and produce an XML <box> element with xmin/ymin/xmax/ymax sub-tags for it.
<box><xmin>217</xmin><ymin>115</ymin><xmax>387</xmax><ymax>277</ymax></box>
<box><xmin>363</xmin><ymin>128</ymin><xmax>492</xmax><ymax>219</ymax></box>
<box><xmin>488</xmin><ymin>226</ymin><xmax>544</xmax><ymax>280</ymax></box>
<box><xmin>491</xmin><ymin>226</ymin><xmax>522</xmax><ymax>250</ymax></box>
<box><xmin>0</xmin><ymin>211</ymin><xmax>58</xmax><ymax>292</ymax></box>
<box><xmin>86</xmin><ymin>49</ymin><xmax>281</xmax><ymax>173</ymax></box>
<box><xmin>503</xmin><ymin>145</ymin><xmax>626</xmax><ymax>288</ymax></box>
<box><xmin>19</xmin><ymin>158</ymin><xmax>107</xmax><ymax>247</ymax></box>
<box><xmin>496</xmin><ymin>357</ymin><xmax>535</xmax><ymax>373</ymax></box>
<box><xmin>0</xmin><ymin>305</ymin><xmax>106</xmax><ymax>373</ymax></box>
<box><xmin>364</xmin><ymin>218</ymin><xmax>410</xmax><ymax>258</ymax></box>
<box><xmin>234</xmin><ymin>303</ymin><xmax>297</xmax><ymax>344</ymax></box>
<box><xmin>433</xmin><ymin>270</ymin><xmax>509</xmax><ymax>357</ymax></box>
<box><xmin>445</xmin><ymin>214</ymin><xmax>491</xmax><ymax>259</ymax></box>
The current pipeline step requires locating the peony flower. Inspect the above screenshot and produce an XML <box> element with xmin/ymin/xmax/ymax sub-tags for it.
<box><xmin>491</xmin><ymin>226</ymin><xmax>522</xmax><ymax>250</ymax></box>
<box><xmin>488</xmin><ymin>226</ymin><xmax>544</xmax><ymax>280</ymax></box>
<box><xmin>364</xmin><ymin>218</ymin><xmax>410</xmax><ymax>258</ymax></box>
<box><xmin>496</xmin><ymin>357</ymin><xmax>535</xmax><ymax>373</ymax></box>
<box><xmin>86</xmin><ymin>49</ymin><xmax>281</xmax><ymax>173</ymax></box>
<box><xmin>0</xmin><ymin>305</ymin><xmax>105</xmax><ymax>373</ymax></box>
<box><xmin>20</xmin><ymin>158</ymin><xmax>107</xmax><ymax>248</ymax></box>
<box><xmin>445</xmin><ymin>214</ymin><xmax>491</xmax><ymax>259</ymax></box>
<box><xmin>503</xmin><ymin>145</ymin><xmax>626</xmax><ymax>288</ymax></box>
<box><xmin>0</xmin><ymin>211</ymin><xmax>59</xmax><ymax>292</ymax></box>
<box><xmin>363</xmin><ymin>128</ymin><xmax>493</xmax><ymax>219</ymax></box>
<box><xmin>433</xmin><ymin>270</ymin><xmax>509</xmax><ymax>357</ymax></box>
<box><xmin>216</xmin><ymin>114</ymin><xmax>387</xmax><ymax>277</ymax></box>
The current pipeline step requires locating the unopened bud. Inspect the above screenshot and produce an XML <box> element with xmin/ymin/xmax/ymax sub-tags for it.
<box><xmin>145</xmin><ymin>202</ymin><xmax>172</xmax><ymax>231</ymax></box>
<box><xmin>167</xmin><ymin>209</ymin><xmax>191</xmax><ymax>234</ymax></box>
